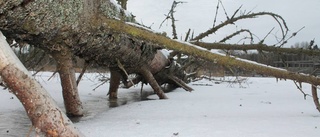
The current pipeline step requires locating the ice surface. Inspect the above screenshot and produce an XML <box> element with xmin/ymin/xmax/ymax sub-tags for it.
<box><xmin>0</xmin><ymin>72</ymin><xmax>319</xmax><ymax>137</ymax></box>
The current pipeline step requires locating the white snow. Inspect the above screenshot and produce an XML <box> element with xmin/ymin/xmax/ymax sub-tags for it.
<box><xmin>109</xmin><ymin>0</ymin><xmax>133</xmax><ymax>18</ymax></box>
<box><xmin>0</xmin><ymin>72</ymin><xmax>319</xmax><ymax>137</ymax></box>
<box><xmin>1</xmin><ymin>1</ymin><xmax>320</xmax><ymax>136</ymax></box>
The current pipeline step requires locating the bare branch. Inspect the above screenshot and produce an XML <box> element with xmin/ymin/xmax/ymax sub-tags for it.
<box><xmin>192</xmin><ymin>42</ymin><xmax>320</xmax><ymax>56</ymax></box>
<box><xmin>293</xmin><ymin>80</ymin><xmax>311</xmax><ymax>99</ymax></box>
<box><xmin>159</xmin><ymin>0</ymin><xmax>186</xmax><ymax>39</ymax></box>
<box><xmin>76</xmin><ymin>61</ymin><xmax>90</xmax><ymax>85</ymax></box>
<box><xmin>184</xmin><ymin>28</ymin><xmax>191</xmax><ymax>41</ymax></box>
<box><xmin>312</xmin><ymin>85</ymin><xmax>320</xmax><ymax>112</ymax></box>
<box><xmin>192</xmin><ymin>12</ymin><xmax>289</xmax><ymax>42</ymax></box>
<box><xmin>231</xmin><ymin>5</ymin><xmax>243</xmax><ymax>19</ymax></box>
<box><xmin>259</xmin><ymin>27</ymin><xmax>275</xmax><ymax>44</ymax></box>
<box><xmin>106</xmin><ymin>19</ymin><xmax>320</xmax><ymax>86</ymax></box>
<box><xmin>212</xmin><ymin>1</ymin><xmax>220</xmax><ymax>27</ymax></box>
<box><xmin>219</xmin><ymin>29</ymin><xmax>253</xmax><ymax>43</ymax></box>
<box><xmin>279</xmin><ymin>26</ymin><xmax>305</xmax><ymax>47</ymax></box>
<box><xmin>219</xmin><ymin>0</ymin><xmax>230</xmax><ymax>20</ymax></box>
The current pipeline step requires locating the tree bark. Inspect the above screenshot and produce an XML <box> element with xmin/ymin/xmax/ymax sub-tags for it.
<box><xmin>0</xmin><ymin>32</ymin><xmax>83</xmax><ymax>136</ymax></box>
<box><xmin>108</xmin><ymin>69</ymin><xmax>122</xmax><ymax>99</ymax></box>
<box><xmin>139</xmin><ymin>66</ymin><xmax>168</xmax><ymax>99</ymax></box>
<box><xmin>312</xmin><ymin>85</ymin><xmax>320</xmax><ymax>112</ymax></box>
<box><xmin>50</xmin><ymin>46</ymin><xmax>84</xmax><ymax>117</ymax></box>
<box><xmin>103</xmin><ymin>19</ymin><xmax>320</xmax><ymax>86</ymax></box>
<box><xmin>192</xmin><ymin>42</ymin><xmax>320</xmax><ymax>56</ymax></box>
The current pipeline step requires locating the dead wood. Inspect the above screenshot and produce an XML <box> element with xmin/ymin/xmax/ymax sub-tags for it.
<box><xmin>192</xmin><ymin>12</ymin><xmax>288</xmax><ymax>41</ymax></box>
<box><xmin>312</xmin><ymin>85</ymin><xmax>320</xmax><ymax>112</ymax></box>
<box><xmin>192</xmin><ymin>42</ymin><xmax>320</xmax><ymax>56</ymax></box>
<box><xmin>101</xmin><ymin>19</ymin><xmax>320</xmax><ymax>86</ymax></box>
<box><xmin>50</xmin><ymin>46</ymin><xmax>84</xmax><ymax>117</ymax></box>
<box><xmin>0</xmin><ymin>32</ymin><xmax>83</xmax><ymax>136</ymax></box>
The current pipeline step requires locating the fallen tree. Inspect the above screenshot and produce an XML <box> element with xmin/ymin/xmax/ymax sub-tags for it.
<box><xmin>0</xmin><ymin>32</ymin><xmax>83</xmax><ymax>136</ymax></box>
<box><xmin>0</xmin><ymin>0</ymin><xmax>320</xmax><ymax>136</ymax></box>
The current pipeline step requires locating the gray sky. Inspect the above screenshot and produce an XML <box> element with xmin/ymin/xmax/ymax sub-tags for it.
<box><xmin>128</xmin><ymin>0</ymin><xmax>320</xmax><ymax>47</ymax></box>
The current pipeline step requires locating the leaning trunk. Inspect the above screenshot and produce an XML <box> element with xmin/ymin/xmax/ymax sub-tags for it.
<box><xmin>0</xmin><ymin>32</ymin><xmax>83</xmax><ymax>136</ymax></box>
<box><xmin>312</xmin><ymin>85</ymin><xmax>320</xmax><ymax>112</ymax></box>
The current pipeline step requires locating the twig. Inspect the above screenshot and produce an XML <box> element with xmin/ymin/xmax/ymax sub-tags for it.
<box><xmin>47</xmin><ymin>71</ymin><xmax>57</xmax><ymax>81</ymax></box>
<box><xmin>76</xmin><ymin>61</ymin><xmax>90</xmax><ymax>85</ymax></box>
<box><xmin>184</xmin><ymin>28</ymin><xmax>191</xmax><ymax>41</ymax></box>
<box><xmin>159</xmin><ymin>1</ymin><xmax>185</xmax><ymax>29</ymax></box>
<box><xmin>219</xmin><ymin>0</ymin><xmax>230</xmax><ymax>20</ymax></box>
<box><xmin>219</xmin><ymin>29</ymin><xmax>253</xmax><ymax>43</ymax></box>
<box><xmin>32</xmin><ymin>59</ymin><xmax>54</xmax><ymax>76</ymax></box>
<box><xmin>231</xmin><ymin>5</ymin><xmax>243</xmax><ymax>19</ymax></box>
<box><xmin>140</xmin><ymin>82</ymin><xmax>144</xmax><ymax>95</ymax></box>
<box><xmin>293</xmin><ymin>80</ymin><xmax>311</xmax><ymax>99</ymax></box>
<box><xmin>278</xmin><ymin>26</ymin><xmax>305</xmax><ymax>47</ymax></box>
<box><xmin>93</xmin><ymin>79</ymin><xmax>109</xmax><ymax>91</ymax></box>
<box><xmin>192</xmin><ymin>12</ymin><xmax>289</xmax><ymax>42</ymax></box>
<box><xmin>259</xmin><ymin>27</ymin><xmax>275</xmax><ymax>44</ymax></box>
<box><xmin>116</xmin><ymin>58</ymin><xmax>134</xmax><ymax>86</ymax></box>
<box><xmin>170</xmin><ymin>1</ymin><xmax>178</xmax><ymax>39</ymax></box>
<box><xmin>212</xmin><ymin>1</ymin><xmax>220</xmax><ymax>27</ymax></box>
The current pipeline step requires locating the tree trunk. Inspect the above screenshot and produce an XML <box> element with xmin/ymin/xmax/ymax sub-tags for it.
<box><xmin>50</xmin><ymin>46</ymin><xmax>84</xmax><ymax>117</ymax></box>
<box><xmin>103</xmin><ymin>19</ymin><xmax>320</xmax><ymax>86</ymax></box>
<box><xmin>312</xmin><ymin>85</ymin><xmax>320</xmax><ymax>112</ymax></box>
<box><xmin>108</xmin><ymin>69</ymin><xmax>122</xmax><ymax>99</ymax></box>
<box><xmin>0</xmin><ymin>32</ymin><xmax>83</xmax><ymax>136</ymax></box>
<box><xmin>139</xmin><ymin>66</ymin><xmax>168</xmax><ymax>99</ymax></box>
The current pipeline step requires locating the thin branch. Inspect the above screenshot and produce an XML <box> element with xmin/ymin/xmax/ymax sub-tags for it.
<box><xmin>278</xmin><ymin>26</ymin><xmax>305</xmax><ymax>47</ymax></box>
<box><xmin>218</xmin><ymin>0</ymin><xmax>230</xmax><ymax>20</ymax></box>
<box><xmin>116</xmin><ymin>58</ymin><xmax>134</xmax><ymax>86</ymax></box>
<box><xmin>192</xmin><ymin>42</ymin><xmax>320</xmax><ymax>56</ymax></box>
<box><xmin>76</xmin><ymin>61</ymin><xmax>90</xmax><ymax>85</ymax></box>
<box><xmin>170</xmin><ymin>1</ymin><xmax>178</xmax><ymax>39</ymax></box>
<box><xmin>184</xmin><ymin>28</ymin><xmax>191</xmax><ymax>42</ymax></box>
<box><xmin>192</xmin><ymin>12</ymin><xmax>289</xmax><ymax>41</ymax></box>
<box><xmin>293</xmin><ymin>80</ymin><xmax>311</xmax><ymax>99</ymax></box>
<box><xmin>259</xmin><ymin>27</ymin><xmax>275</xmax><ymax>44</ymax></box>
<box><xmin>159</xmin><ymin>0</ymin><xmax>186</xmax><ymax>39</ymax></box>
<box><xmin>231</xmin><ymin>5</ymin><xmax>243</xmax><ymax>19</ymax></box>
<box><xmin>47</xmin><ymin>71</ymin><xmax>57</xmax><ymax>81</ymax></box>
<box><xmin>271</xmin><ymin>16</ymin><xmax>285</xmax><ymax>42</ymax></box>
<box><xmin>93</xmin><ymin>79</ymin><xmax>109</xmax><ymax>91</ymax></box>
<box><xmin>219</xmin><ymin>29</ymin><xmax>253</xmax><ymax>43</ymax></box>
<box><xmin>312</xmin><ymin>85</ymin><xmax>320</xmax><ymax>112</ymax></box>
<box><xmin>212</xmin><ymin>1</ymin><xmax>220</xmax><ymax>27</ymax></box>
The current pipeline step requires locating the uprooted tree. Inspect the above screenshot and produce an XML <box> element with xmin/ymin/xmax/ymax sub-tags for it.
<box><xmin>0</xmin><ymin>0</ymin><xmax>319</xmax><ymax>136</ymax></box>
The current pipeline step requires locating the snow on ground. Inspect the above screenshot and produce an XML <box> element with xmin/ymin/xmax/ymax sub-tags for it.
<box><xmin>0</xmin><ymin>72</ymin><xmax>319</xmax><ymax>137</ymax></box>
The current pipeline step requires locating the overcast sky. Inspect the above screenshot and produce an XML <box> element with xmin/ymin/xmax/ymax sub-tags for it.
<box><xmin>127</xmin><ymin>0</ymin><xmax>320</xmax><ymax>47</ymax></box>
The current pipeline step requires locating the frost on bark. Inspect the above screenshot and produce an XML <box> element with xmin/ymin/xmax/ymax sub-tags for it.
<box><xmin>0</xmin><ymin>32</ymin><xmax>83</xmax><ymax>136</ymax></box>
